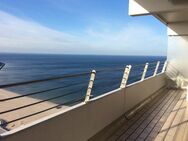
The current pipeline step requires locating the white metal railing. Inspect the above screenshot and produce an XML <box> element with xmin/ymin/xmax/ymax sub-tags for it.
<box><xmin>0</xmin><ymin>60</ymin><xmax>167</xmax><ymax>128</ymax></box>
<box><xmin>84</xmin><ymin>60</ymin><xmax>167</xmax><ymax>102</ymax></box>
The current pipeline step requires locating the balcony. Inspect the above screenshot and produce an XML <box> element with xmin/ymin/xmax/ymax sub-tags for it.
<box><xmin>0</xmin><ymin>60</ymin><xmax>187</xmax><ymax>141</ymax></box>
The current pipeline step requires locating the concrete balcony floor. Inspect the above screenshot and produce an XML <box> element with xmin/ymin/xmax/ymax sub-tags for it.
<box><xmin>90</xmin><ymin>88</ymin><xmax>187</xmax><ymax>141</ymax></box>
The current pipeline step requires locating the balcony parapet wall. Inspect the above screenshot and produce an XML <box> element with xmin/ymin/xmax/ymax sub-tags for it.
<box><xmin>0</xmin><ymin>73</ymin><xmax>167</xmax><ymax>141</ymax></box>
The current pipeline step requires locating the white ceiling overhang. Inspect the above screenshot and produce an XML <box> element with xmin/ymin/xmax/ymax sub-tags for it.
<box><xmin>129</xmin><ymin>0</ymin><xmax>188</xmax><ymax>35</ymax></box>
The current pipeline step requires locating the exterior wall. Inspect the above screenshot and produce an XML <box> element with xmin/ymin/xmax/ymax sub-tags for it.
<box><xmin>0</xmin><ymin>74</ymin><xmax>166</xmax><ymax>141</ymax></box>
<box><xmin>167</xmin><ymin>23</ymin><xmax>188</xmax><ymax>79</ymax></box>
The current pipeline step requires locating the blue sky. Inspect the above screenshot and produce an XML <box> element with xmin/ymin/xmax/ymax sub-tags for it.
<box><xmin>0</xmin><ymin>0</ymin><xmax>167</xmax><ymax>56</ymax></box>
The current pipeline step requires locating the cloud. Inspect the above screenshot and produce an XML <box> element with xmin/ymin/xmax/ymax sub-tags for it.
<box><xmin>0</xmin><ymin>11</ymin><xmax>85</xmax><ymax>54</ymax></box>
<box><xmin>0</xmin><ymin>10</ymin><xmax>167</xmax><ymax>56</ymax></box>
<box><xmin>84</xmin><ymin>22</ymin><xmax>167</xmax><ymax>56</ymax></box>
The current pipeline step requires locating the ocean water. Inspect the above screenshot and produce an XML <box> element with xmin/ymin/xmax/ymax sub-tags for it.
<box><xmin>0</xmin><ymin>53</ymin><xmax>166</xmax><ymax>104</ymax></box>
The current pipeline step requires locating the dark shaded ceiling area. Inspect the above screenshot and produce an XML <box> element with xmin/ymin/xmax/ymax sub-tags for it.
<box><xmin>169</xmin><ymin>0</ymin><xmax>188</xmax><ymax>5</ymax></box>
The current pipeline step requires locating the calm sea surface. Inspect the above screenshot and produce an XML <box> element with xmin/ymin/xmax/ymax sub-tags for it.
<box><xmin>0</xmin><ymin>53</ymin><xmax>166</xmax><ymax>104</ymax></box>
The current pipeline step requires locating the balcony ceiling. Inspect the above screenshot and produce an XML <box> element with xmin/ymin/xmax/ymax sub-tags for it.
<box><xmin>159</xmin><ymin>10</ymin><xmax>188</xmax><ymax>24</ymax></box>
<box><xmin>134</xmin><ymin>0</ymin><xmax>188</xmax><ymax>24</ymax></box>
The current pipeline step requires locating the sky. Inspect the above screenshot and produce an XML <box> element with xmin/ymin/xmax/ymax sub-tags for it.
<box><xmin>0</xmin><ymin>0</ymin><xmax>167</xmax><ymax>56</ymax></box>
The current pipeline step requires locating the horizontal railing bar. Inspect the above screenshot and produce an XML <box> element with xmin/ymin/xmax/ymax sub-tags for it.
<box><xmin>92</xmin><ymin>80</ymin><xmax>121</xmax><ymax>95</ymax></box>
<box><xmin>0</xmin><ymin>61</ymin><xmax>162</xmax><ymax>89</ymax></box>
<box><xmin>0</xmin><ymin>72</ymin><xmax>90</xmax><ymax>88</ymax></box>
<box><xmin>2</xmin><ymin>96</ymin><xmax>85</xmax><ymax>126</ymax></box>
<box><xmin>147</xmin><ymin>67</ymin><xmax>160</xmax><ymax>72</ymax></box>
<box><xmin>92</xmin><ymin>83</ymin><xmax>120</xmax><ymax>96</ymax></box>
<box><xmin>129</xmin><ymin>71</ymin><xmax>143</xmax><ymax>77</ymax></box>
<box><xmin>128</xmin><ymin>77</ymin><xmax>141</xmax><ymax>83</ymax></box>
<box><xmin>93</xmin><ymin>78</ymin><xmax>121</xmax><ymax>88</ymax></box>
<box><xmin>92</xmin><ymin>83</ymin><xmax>120</xmax><ymax>95</ymax></box>
<box><xmin>158</xmin><ymin>66</ymin><xmax>164</xmax><ymax>69</ymax></box>
<box><xmin>159</xmin><ymin>62</ymin><xmax>165</xmax><ymax>65</ymax></box>
<box><xmin>131</xmin><ymin>68</ymin><xmax>144</xmax><ymax>73</ymax></box>
<box><xmin>0</xmin><ymin>81</ymin><xmax>88</xmax><ymax>102</ymax></box>
<box><xmin>132</xmin><ymin>64</ymin><xmax>145</xmax><ymax>68</ymax></box>
<box><xmin>132</xmin><ymin>63</ymin><xmax>162</xmax><ymax>69</ymax></box>
<box><xmin>96</xmin><ymin>68</ymin><xmax>124</xmax><ymax>73</ymax></box>
<box><xmin>148</xmin><ymin>62</ymin><xmax>157</xmax><ymax>65</ymax></box>
<box><xmin>0</xmin><ymin>86</ymin><xmax>86</xmax><ymax>115</ymax></box>
<box><xmin>129</xmin><ymin>75</ymin><xmax>142</xmax><ymax>80</ymax></box>
<box><xmin>0</xmin><ymin>60</ymin><xmax>167</xmax><ymax>127</ymax></box>
<box><xmin>128</xmin><ymin>65</ymin><xmax>162</xmax><ymax>82</ymax></box>
<box><xmin>0</xmin><ymin>61</ymin><xmax>164</xmax><ymax>102</ymax></box>
<box><xmin>92</xmin><ymin>61</ymin><xmax>163</xmax><ymax>73</ymax></box>
<box><xmin>129</xmin><ymin>71</ymin><xmax>143</xmax><ymax>76</ymax></box>
<box><xmin>149</xmin><ymin>65</ymin><xmax>158</xmax><ymax>68</ymax></box>
<box><xmin>95</xmin><ymin>75</ymin><xmax>121</xmax><ymax>81</ymax></box>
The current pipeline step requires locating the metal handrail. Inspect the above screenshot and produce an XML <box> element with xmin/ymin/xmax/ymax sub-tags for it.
<box><xmin>0</xmin><ymin>61</ymin><xmax>166</xmax><ymax>89</ymax></box>
<box><xmin>0</xmin><ymin>60</ymin><xmax>167</xmax><ymax>127</ymax></box>
<box><xmin>0</xmin><ymin>86</ymin><xmax>86</xmax><ymax>115</ymax></box>
<box><xmin>1</xmin><ymin>96</ymin><xmax>85</xmax><ymax>127</ymax></box>
<box><xmin>0</xmin><ymin>72</ymin><xmax>90</xmax><ymax>88</ymax></box>
<box><xmin>96</xmin><ymin>67</ymin><xmax>124</xmax><ymax>73</ymax></box>
<box><xmin>93</xmin><ymin>78</ymin><xmax>121</xmax><ymax>88</ymax></box>
<box><xmin>0</xmin><ymin>81</ymin><xmax>89</xmax><ymax>102</ymax></box>
<box><xmin>0</xmin><ymin>60</ymin><xmax>166</xmax><ymax>100</ymax></box>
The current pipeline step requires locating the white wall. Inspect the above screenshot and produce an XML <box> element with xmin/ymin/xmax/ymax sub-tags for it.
<box><xmin>167</xmin><ymin>23</ymin><xmax>188</xmax><ymax>79</ymax></box>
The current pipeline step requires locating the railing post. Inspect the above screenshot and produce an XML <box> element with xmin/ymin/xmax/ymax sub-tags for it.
<box><xmin>85</xmin><ymin>70</ymin><xmax>96</xmax><ymax>103</ymax></box>
<box><xmin>162</xmin><ymin>61</ymin><xmax>168</xmax><ymax>73</ymax></box>
<box><xmin>141</xmin><ymin>63</ymin><xmax>149</xmax><ymax>81</ymax></box>
<box><xmin>153</xmin><ymin>61</ymin><xmax>160</xmax><ymax>76</ymax></box>
<box><xmin>120</xmin><ymin>65</ymin><xmax>132</xmax><ymax>88</ymax></box>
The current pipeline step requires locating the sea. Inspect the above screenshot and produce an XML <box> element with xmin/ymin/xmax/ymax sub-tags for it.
<box><xmin>0</xmin><ymin>53</ymin><xmax>166</xmax><ymax>104</ymax></box>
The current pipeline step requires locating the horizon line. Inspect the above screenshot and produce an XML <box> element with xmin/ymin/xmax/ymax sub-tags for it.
<box><xmin>0</xmin><ymin>52</ymin><xmax>167</xmax><ymax>57</ymax></box>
